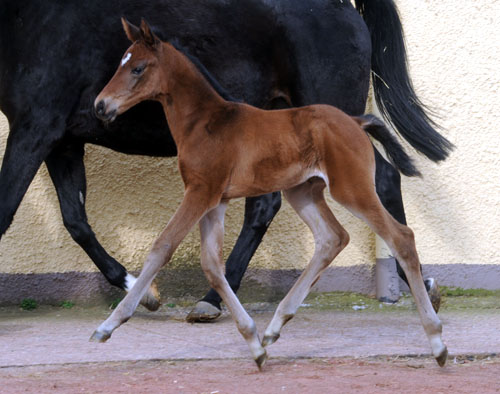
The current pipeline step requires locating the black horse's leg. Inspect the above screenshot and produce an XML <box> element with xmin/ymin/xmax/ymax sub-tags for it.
<box><xmin>45</xmin><ymin>143</ymin><xmax>160</xmax><ymax>311</ymax></box>
<box><xmin>186</xmin><ymin>192</ymin><xmax>282</xmax><ymax>322</ymax></box>
<box><xmin>374</xmin><ymin>149</ymin><xmax>441</xmax><ymax>312</ymax></box>
<box><xmin>0</xmin><ymin>117</ymin><xmax>61</xmax><ymax>240</ymax></box>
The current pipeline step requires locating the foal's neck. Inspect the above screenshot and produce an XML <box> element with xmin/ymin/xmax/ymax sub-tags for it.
<box><xmin>158</xmin><ymin>43</ymin><xmax>226</xmax><ymax>144</ymax></box>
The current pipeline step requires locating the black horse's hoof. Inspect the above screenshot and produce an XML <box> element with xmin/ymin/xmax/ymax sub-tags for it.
<box><xmin>140</xmin><ymin>281</ymin><xmax>161</xmax><ymax>312</ymax></box>
<box><xmin>186</xmin><ymin>301</ymin><xmax>221</xmax><ymax>323</ymax></box>
<box><xmin>425</xmin><ymin>278</ymin><xmax>441</xmax><ymax>313</ymax></box>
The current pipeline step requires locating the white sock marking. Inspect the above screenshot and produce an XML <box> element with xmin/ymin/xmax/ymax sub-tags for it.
<box><xmin>125</xmin><ymin>273</ymin><xmax>137</xmax><ymax>292</ymax></box>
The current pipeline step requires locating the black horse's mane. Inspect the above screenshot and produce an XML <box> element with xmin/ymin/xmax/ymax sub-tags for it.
<box><xmin>169</xmin><ymin>39</ymin><xmax>240</xmax><ymax>103</ymax></box>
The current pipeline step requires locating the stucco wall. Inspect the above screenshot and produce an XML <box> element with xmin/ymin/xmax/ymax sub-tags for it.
<box><xmin>396</xmin><ymin>0</ymin><xmax>499</xmax><ymax>275</ymax></box>
<box><xmin>0</xmin><ymin>0</ymin><xmax>499</xmax><ymax>303</ymax></box>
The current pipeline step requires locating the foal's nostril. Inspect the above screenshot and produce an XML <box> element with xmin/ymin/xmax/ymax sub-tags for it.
<box><xmin>95</xmin><ymin>100</ymin><xmax>106</xmax><ymax>117</ymax></box>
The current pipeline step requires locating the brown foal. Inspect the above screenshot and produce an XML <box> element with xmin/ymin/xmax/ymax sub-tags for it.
<box><xmin>92</xmin><ymin>19</ymin><xmax>447</xmax><ymax>369</ymax></box>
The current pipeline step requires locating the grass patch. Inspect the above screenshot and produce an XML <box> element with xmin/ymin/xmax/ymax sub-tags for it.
<box><xmin>440</xmin><ymin>287</ymin><xmax>500</xmax><ymax>310</ymax></box>
<box><xmin>20</xmin><ymin>298</ymin><xmax>38</xmax><ymax>311</ymax></box>
<box><xmin>440</xmin><ymin>287</ymin><xmax>499</xmax><ymax>297</ymax></box>
<box><xmin>303</xmin><ymin>291</ymin><xmax>387</xmax><ymax>312</ymax></box>
<box><xmin>109</xmin><ymin>298</ymin><xmax>122</xmax><ymax>310</ymax></box>
<box><xmin>60</xmin><ymin>301</ymin><xmax>75</xmax><ymax>309</ymax></box>
<box><xmin>302</xmin><ymin>288</ymin><xmax>500</xmax><ymax>312</ymax></box>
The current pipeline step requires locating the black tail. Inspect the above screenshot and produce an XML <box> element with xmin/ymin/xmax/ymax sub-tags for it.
<box><xmin>355</xmin><ymin>0</ymin><xmax>454</xmax><ymax>162</ymax></box>
<box><xmin>357</xmin><ymin>114</ymin><xmax>421</xmax><ymax>177</ymax></box>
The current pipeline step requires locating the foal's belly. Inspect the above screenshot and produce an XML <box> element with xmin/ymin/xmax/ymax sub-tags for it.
<box><xmin>222</xmin><ymin>164</ymin><xmax>326</xmax><ymax>199</ymax></box>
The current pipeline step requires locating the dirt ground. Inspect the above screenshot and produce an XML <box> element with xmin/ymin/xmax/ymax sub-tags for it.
<box><xmin>1</xmin><ymin>291</ymin><xmax>499</xmax><ymax>393</ymax></box>
<box><xmin>1</xmin><ymin>356</ymin><xmax>499</xmax><ymax>394</ymax></box>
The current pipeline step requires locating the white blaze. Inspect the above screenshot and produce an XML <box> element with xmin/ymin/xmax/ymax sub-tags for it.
<box><xmin>121</xmin><ymin>53</ymin><xmax>132</xmax><ymax>67</ymax></box>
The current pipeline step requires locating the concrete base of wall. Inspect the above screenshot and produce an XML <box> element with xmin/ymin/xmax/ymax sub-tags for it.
<box><xmin>1</xmin><ymin>264</ymin><xmax>499</xmax><ymax>306</ymax></box>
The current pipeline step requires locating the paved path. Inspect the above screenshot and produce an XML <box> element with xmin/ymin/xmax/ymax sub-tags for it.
<box><xmin>1</xmin><ymin>304</ymin><xmax>498</xmax><ymax>367</ymax></box>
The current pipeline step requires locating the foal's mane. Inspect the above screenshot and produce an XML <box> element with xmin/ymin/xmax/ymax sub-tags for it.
<box><xmin>169</xmin><ymin>39</ymin><xmax>240</xmax><ymax>103</ymax></box>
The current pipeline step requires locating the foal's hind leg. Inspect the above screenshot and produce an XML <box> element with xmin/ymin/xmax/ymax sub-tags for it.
<box><xmin>263</xmin><ymin>179</ymin><xmax>349</xmax><ymax>347</ymax></box>
<box><xmin>331</xmin><ymin>173</ymin><xmax>447</xmax><ymax>366</ymax></box>
<box><xmin>374</xmin><ymin>149</ymin><xmax>440</xmax><ymax>312</ymax></box>
<box><xmin>199</xmin><ymin>203</ymin><xmax>267</xmax><ymax>369</ymax></box>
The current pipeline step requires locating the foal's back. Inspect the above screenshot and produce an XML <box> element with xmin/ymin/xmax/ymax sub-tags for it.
<box><xmin>219</xmin><ymin>103</ymin><xmax>374</xmax><ymax>199</ymax></box>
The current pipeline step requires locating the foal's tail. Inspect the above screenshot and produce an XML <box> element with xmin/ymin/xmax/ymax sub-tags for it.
<box><xmin>354</xmin><ymin>0</ymin><xmax>454</xmax><ymax>162</ymax></box>
<box><xmin>355</xmin><ymin>114</ymin><xmax>421</xmax><ymax>177</ymax></box>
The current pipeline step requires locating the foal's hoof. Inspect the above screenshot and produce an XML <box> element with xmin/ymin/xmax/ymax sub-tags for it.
<box><xmin>186</xmin><ymin>301</ymin><xmax>221</xmax><ymax>323</ymax></box>
<box><xmin>89</xmin><ymin>330</ymin><xmax>111</xmax><ymax>343</ymax></box>
<box><xmin>262</xmin><ymin>333</ymin><xmax>280</xmax><ymax>348</ymax></box>
<box><xmin>425</xmin><ymin>278</ymin><xmax>441</xmax><ymax>313</ymax></box>
<box><xmin>140</xmin><ymin>281</ymin><xmax>161</xmax><ymax>312</ymax></box>
<box><xmin>435</xmin><ymin>346</ymin><xmax>448</xmax><ymax>367</ymax></box>
<box><xmin>255</xmin><ymin>350</ymin><xmax>268</xmax><ymax>371</ymax></box>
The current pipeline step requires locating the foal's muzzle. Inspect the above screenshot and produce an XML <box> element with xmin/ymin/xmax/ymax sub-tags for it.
<box><xmin>94</xmin><ymin>99</ymin><xmax>118</xmax><ymax>122</ymax></box>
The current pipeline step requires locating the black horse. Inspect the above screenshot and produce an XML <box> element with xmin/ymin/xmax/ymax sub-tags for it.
<box><xmin>0</xmin><ymin>0</ymin><xmax>452</xmax><ymax>316</ymax></box>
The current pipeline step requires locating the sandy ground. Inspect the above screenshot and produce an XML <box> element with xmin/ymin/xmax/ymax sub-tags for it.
<box><xmin>1</xmin><ymin>356</ymin><xmax>499</xmax><ymax>394</ymax></box>
<box><xmin>0</xmin><ymin>295</ymin><xmax>499</xmax><ymax>393</ymax></box>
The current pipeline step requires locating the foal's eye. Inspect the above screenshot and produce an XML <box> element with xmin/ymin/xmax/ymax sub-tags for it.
<box><xmin>131</xmin><ymin>66</ymin><xmax>145</xmax><ymax>76</ymax></box>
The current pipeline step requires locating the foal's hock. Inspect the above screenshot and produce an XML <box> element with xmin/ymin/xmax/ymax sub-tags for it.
<box><xmin>91</xmin><ymin>18</ymin><xmax>447</xmax><ymax>370</ymax></box>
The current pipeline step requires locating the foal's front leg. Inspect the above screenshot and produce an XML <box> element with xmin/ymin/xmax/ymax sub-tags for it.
<box><xmin>90</xmin><ymin>189</ymin><xmax>212</xmax><ymax>342</ymax></box>
<box><xmin>199</xmin><ymin>203</ymin><xmax>267</xmax><ymax>369</ymax></box>
<box><xmin>187</xmin><ymin>192</ymin><xmax>282</xmax><ymax>322</ymax></box>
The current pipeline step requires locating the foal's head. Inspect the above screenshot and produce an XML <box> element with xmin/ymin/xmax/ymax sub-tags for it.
<box><xmin>95</xmin><ymin>18</ymin><xmax>165</xmax><ymax>122</ymax></box>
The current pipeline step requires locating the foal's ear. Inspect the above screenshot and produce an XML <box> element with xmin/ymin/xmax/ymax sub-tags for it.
<box><xmin>121</xmin><ymin>17</ymin><xmax>141</xmax><ymax>43</ymax></box>
<box><xmin>140</xmin><ymin>19</ymin><xmax>161</xmax><ymax>49</ymax></box>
